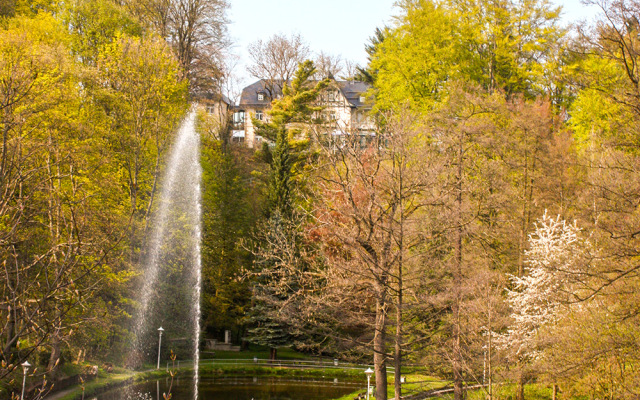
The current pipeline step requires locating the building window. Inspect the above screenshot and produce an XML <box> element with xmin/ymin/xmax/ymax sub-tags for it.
<box><xmin>256</xmin><ymin>111</ymin><xmax>263</xmax><ymax>121</ymax></box>
<box><xmin>257</xmin><ymin>93</ymin><xmax>264</xmax><ymax>101</ymax></box>
<box><xmin>360</xmin><ymin>96</ymin><xmax>366</xmax><ymax>103</ymax></box>
<box><xmin>233</xmin><ymin>111</ymin><xmax>245</xmax><ymax>123</ymax></box>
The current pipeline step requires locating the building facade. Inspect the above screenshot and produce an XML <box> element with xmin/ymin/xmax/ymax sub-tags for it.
<box><xmin>200</xmin><ymin>92</ymin><xmax>234</xmax><ymax>136</ymax></box>
<box><xmin>233</xmin><ymin>79</ymin><xmax>375</xmax><ymax>148</ymax></box>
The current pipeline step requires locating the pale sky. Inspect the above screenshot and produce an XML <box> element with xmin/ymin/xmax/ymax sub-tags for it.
<box><xmin>227</xmin><ymin>0</ymin><xmax>601</xmax><ymax>89</ymax></box>
<box><xmin>227</xmin><ymin>0</ymin><xmax>399</xmax><ymax>88</ymax></box>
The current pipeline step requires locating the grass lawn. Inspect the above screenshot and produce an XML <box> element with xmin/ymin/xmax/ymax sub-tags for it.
<box><xmin>465</xmin><ymin>383</ymin><xmax>567</xmax><ymax>400</ymax></box>
<box><xmin>401</xmin><ymin>374</ymin><xmax>451</xmax><ymax>396</ymax></box>
<box><xmin>201</xmin><ymin>346</ymin><xmax>325</xmax><ymax>361</ymax></box>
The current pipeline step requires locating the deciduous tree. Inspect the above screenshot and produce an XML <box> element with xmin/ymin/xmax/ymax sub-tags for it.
<box><xmin>247</xmin><ymin>33</ymin><xmax>310</xmax><ymax>99</ymax></box>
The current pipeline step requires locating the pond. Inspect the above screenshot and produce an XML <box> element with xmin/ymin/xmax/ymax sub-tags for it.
<box><xmin>93</xmin><ymin>376</ymin><xmax>363</xmax><ymax>400</ymax></box>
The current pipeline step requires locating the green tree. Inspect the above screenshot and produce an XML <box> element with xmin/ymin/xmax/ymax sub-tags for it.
<box><xmin>95</xmin><ymin>33</ymin><xmax>187</xmax><ymax>262</ymax></box>
<box><xmin>0</xmin><ymin>11</ymin><xmax>141</xmax><ymax>387</ymax></box>
<box><xmin>254</xmin><ymin>60</ymin><xmax>328</xmax><ymax>216</ymax></box>
<box><xmin>0</xmin><ymin>0</ymin><xmax>210</xmax><ymax>390</ymax></box>
<box><xmin>0</xmin><ymin>12</ymin><xmax>85</xmax><ymax>373</ymax></box>
<box><xmin>65</xmin><ymin>0</ymin><xmax>143</xmax><ymax>65</ymax></box>
<box><xmin>199</xmin><ymin>110</ymin><xmax>256</xmax><ymax>344</ymax></box>
<box><xmin>246</xmin><ymin>61</ymin><xmax>328</xmax><ymax>359</ymax></box>
<box><xmin>370</xmin><ymin>0</ymin><xmax>563</xmax><ymax>112</ymax></box>
<box><xmin>354</xmin><ymin>27</ymin><xmax>388</xmax><ymax>84</ymax></box>
<box><xmin>246</xmin><ymin>213</ymin><xmax>310</xmax><ymax>360</ymax></box>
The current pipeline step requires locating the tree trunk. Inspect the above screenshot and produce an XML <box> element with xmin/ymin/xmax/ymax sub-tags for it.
<box><xmin>453</xmin><ymin>133</ymin><xmax>464</xmax><ymax>400</ymax></box>
<box><xmin>516</xmin><ymin>372</ymin><xmax>525</xmax><ymax>400</ymax></box>
<box><xmin>129</xmin><ymin>167</ymin><xmax>137</xmax><ymax>263</ymax></box>
<box><xmin>394</xmin><ymin>162</ymin><xmax>404</xmax><ymax>400</ymax></box>
<box><xmin>453</xmin><ymin>361</ymin><xmax>464</xmax><ymax>400</ymax></box>
<box><xmin>3</xmin><ymin>305</ymin><xmax>16</xmax><ymax>357</ymax></box>
<box><xmin>129</xmin><ymin>134</ymin><xmax>141</xmax><ymax>262</ymax></box>
<box><xmin>487</xmin><ymin>330</ymin><xmax>492</xmax><ymax>400</ymax></box>
<box><xmin>269</xmin><ymin>347</ymin><xmax>277</xmax><ymax>361</ymax></box>
<box><xmin>1</xmin><ymin>111</ymin><xmax>11</xmax><ymax>184</ymax></box>
<box><xmin>487</xmin><ymin>286</ymin><xmax>493</xmax><ymax>400</ymax></box>
<box><xmin>394</xmin><ymin>288</ymin><xmax>402</xmax><ymax>400</ymax></box>
<box><xmin>552</xmin><ymin>384</ymin><xmax>558</xmax><ymax>400</ymax></box>
<box><xmin>374</xmin><ymin>292</ymin><xmax>388</xmax><ymax>400</ymax></box>
<box><xmin>48</xmin><ymin>328</ymin><xmax>62</xmax><ymax>375</ymax></box>
<box><xmin>517</xmin><ymin>150</ymin><xmax>529</xmax><ymax>278</ymax></box>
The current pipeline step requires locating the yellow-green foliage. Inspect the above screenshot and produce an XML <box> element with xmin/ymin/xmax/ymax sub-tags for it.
<box><xmin>0</xmin><ymin>0</ymin><xmax>188</xmax><ymax>391</ymax></box>
<box><xmin>372</xmin><ymin>0</ymin><xmax>562</xmax><ymax>113</ymax></box>
<box><xmin>569</xmin><ymin>54</ymin><xmax>636</xmax><ymax>150</ymax></box>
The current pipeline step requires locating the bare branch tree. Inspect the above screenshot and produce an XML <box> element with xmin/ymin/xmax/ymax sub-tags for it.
<box><xmin>246</xmin><ymin>33</ymin><xmax>310</xmax><ymax>98</ymax></box>
<box><xmin>341</xmin><ymin>59</ymin><xmax>361</xmax><ymax>81</ymax></box>
<box><xmin>306</xmin><ymin>109</ymin><xmax>436</xmax><ymax>400</ymax></box>
<box><xmin>126</xmin><ymin>0</ymin><xmax>230</xmax><ymax>94</ymax></box>
<box><xmin>313</xmin><ymin>51</ymin><xmax>343</xmax><ymax>80</ymax></box>
<box><xmin>170</xmin><ymin>0</ymin><xmax>229</xmax><ymax>93</ymax></box>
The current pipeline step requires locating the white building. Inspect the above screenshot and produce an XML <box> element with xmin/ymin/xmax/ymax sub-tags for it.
<box><xmin>233</xmin><ymin>79</ymin><xmax>375</xmax><ymax>148</ymax></box>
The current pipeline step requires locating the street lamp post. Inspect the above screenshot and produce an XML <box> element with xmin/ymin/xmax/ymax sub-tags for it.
<box><xmin>364</xmin><ymin>367</ymin><xmax>374</xmax><ymax>400</ymax></box>
<box><xmin>21</xmin><ymin>361</ymin><xmax>31</xmax><ymax>400</ymax></box>
<box><xmin>157</xmin><ymin>327</ymin><xmax>164</xmax><ymax>370</ymax></box>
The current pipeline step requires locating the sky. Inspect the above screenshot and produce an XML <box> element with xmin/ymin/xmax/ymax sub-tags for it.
<box><xmin>226</xmin><ymin>0</ymin><xmax>602</xmax><ymax>89</ymax></box>
<box><xmin>227</xmin><ymin>0</ymin><xmax>399</xmax><ymax>87</ymax></box>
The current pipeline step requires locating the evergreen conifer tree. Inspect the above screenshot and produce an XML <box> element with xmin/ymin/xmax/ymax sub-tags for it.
<box><xmin>246</xmin><ymin>60</ymin><xmax>327</xmax><ymax>358</ymax></box>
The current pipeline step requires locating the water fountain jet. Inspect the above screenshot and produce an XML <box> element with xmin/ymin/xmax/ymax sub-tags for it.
<box><xmin>129</xmin><ymin>110</ymin><xmax>202</xmax><ymax>399</ymax></box>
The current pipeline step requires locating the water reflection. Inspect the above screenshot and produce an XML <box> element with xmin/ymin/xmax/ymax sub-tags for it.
<box><xmin>95</xmin><ymin>376</ymin><xmax>361</xmax><ymax>400</ymax></box>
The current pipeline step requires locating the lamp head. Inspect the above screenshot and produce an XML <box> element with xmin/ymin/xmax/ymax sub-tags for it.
<box><xmin>158</xmin><ymin>327</ymin><xmax>164</xmax><ymax>332</ymax></box>
<box><xmin>22</xmin><ymin>361</ymin><xmax>31</xmax><ymax>371</ymax></box>
<box><xmin>364</xmin><ymin>367</ymin><xmax>373</xmax><ymax>377</ymax></box>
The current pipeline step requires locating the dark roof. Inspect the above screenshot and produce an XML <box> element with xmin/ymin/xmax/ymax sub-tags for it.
<box><xmin>337</xmin><ymin>81</ymin><xmax>371</xmax><ymax>108</ymax></box>
<box><xmin>220</xmin><ymin>94</ymin><xmax>233</xmax><ymax>105</ymax></box>
<box><xmin>239</xmin><ymin>80</ymin><xmax>281</xmax><ymax>107</ymax></box>
<box><xmin>198</xmin><ymin>92</ymin><xmax>233</xmax><ymax>106</ymax></box>
<box><xmin>239</xmin><ymin>79</ymin><xmax>371</xmax><ymax>108</ymax></box>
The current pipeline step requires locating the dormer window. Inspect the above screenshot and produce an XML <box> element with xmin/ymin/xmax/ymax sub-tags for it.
<box><xmin>257</xmin><ymin>93</ymin><xmax>265</xmax><ymax>101</ymax></box>
<box><xmin>360</xmin><ymin>96</ymin><xmax>366</xmax><ymax>103</ymax></box>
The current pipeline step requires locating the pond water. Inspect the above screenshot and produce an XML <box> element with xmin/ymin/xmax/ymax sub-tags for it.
<box><xmin>93</xmin><ymin>376</ymin><xmax>362</xmax><ymax>400</ymax></box>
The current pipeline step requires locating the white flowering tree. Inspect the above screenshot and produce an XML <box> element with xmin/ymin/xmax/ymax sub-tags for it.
<box><xmin>497</xmin><ymin>211</ymin><xmax>592</xmax><ymax>400</ymax></box>
<box><xmin>504</xmin><ymin>212</ymin><xmax>588</xmax><ymax>359</ymax></box>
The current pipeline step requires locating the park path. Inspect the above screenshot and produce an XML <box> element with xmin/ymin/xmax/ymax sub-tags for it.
<box><xmin>44</xmin><ymin>386</ymin><xmax>77</xmax><ymax>400</ymax></box>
